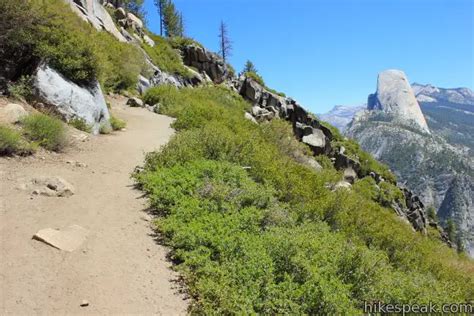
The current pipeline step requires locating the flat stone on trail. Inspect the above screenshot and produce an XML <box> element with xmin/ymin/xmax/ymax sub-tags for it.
<box><xmin>33</xmin><ymin>225</ymin><xmax>88</xmax><ymax>252</ymax></box>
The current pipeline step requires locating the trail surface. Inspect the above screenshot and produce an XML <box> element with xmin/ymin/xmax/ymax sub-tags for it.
<box><xmin>0</xmin><ymin>97</ymin><xmax>187</xmax><ymax>315</ymax></box>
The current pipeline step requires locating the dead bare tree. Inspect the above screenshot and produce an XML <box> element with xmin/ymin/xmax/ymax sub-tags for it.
<box><xmin>218</xmin><ymin>20</ymin><xmax>232</xmax><ymax>63</ymax></box>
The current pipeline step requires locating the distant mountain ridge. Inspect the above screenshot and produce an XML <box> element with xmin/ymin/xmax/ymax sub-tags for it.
<box><xmin>412</xmin><ymin>83</ymin><xmax>474</xmax><ymax>105</ymax></box>
<box><xmin>321</xmin><ymin>83</ymin><xmax>474</xmax><ymax>136</ymax></box>
<box><xmin>318</xmin><ymin>105</ymin><xmax>365</xmax><ymax>132</ymax></box>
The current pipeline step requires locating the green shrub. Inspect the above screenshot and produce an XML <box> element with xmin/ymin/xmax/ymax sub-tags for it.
<box><xmin>22</xmin><ymin>113</ymin><xmax>66</xmax><ymax>151</ymax></box>
<box><xmin>0</xmin><ymin>125</ymin><xmax>35</xmax><ymax>156</ymax></box>
<box><xmin>2</xmin><ymin>0</ymin><xmax>144</xmax><ymax>92</ymax></box>
<box><xmin>244</xmin><ymin>71</ymin><xmax>265</xmax><ymax>86</ymax></box>
<box><xmin>331</xmin><ymin>137</ymin><xmax>396</xmax><ymax>183</ymax></box>
<box><xmin>266</xmin><ymin>87</ymin><xmax>286</xmax><ymax>97</ymax></box>
<box><xmin>135</xmin><ymin>85</ymin><xmax>474</xmax><ymax>313</ymax></box>
<box><xmin>99</xmin><ymin>122</ymin><xmax>112</xmax><ymax>134</ymax></box>
<box><xmin>7</xmin><ymin>76</ymin><xmax>33</xmax><ymax>101</ymax></box>
<box><xmin>142</xmin><ymin>35</ymin><xmax>192</xmax><ymax>78</ymax></box>
<box><xmin>168</xmin><ymin>36</ymin><xmax>203</xmax><ymax>50</ymax></box>
<box><xmin>69</xmin><ymin>117</ymin><xmax>92</xmax><ymax>133</ymax></box>
<box><xmin>110</xmin><ymin>116</ymin><xmax>126</xmax><ymax>130</ymax></box>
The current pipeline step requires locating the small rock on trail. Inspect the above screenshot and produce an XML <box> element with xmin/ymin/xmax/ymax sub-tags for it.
<box><xmin>33</xmin><ymin>225</ymin><xmax>88</xmax><ymax>252</ymax></box>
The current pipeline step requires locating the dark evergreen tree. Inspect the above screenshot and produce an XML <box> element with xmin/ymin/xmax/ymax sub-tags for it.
<box><xmin>242</xmin><ymin>60</ymin><xmax>257</xmax><ymax>74</ymax></box>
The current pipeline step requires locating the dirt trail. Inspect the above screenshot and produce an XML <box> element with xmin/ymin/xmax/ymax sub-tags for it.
<box><xmin>0</xmin><ymin>97</ymin><xmax>187</xmax><ymax>315</ymax></box>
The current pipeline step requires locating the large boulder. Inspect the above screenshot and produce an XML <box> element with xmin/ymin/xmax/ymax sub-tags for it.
<box><xmin>0</xmin><ymin>103</ymin><xmax>28</xmax><ymax>124</ymax></box>
<box><xmin>367</xmin><ymin>69</ymin><xmax>430</xmax><ymax>133</ymax></box>
<box><xmin>302</xmin><ymin>129</ymin><xmax>327</xmax><ymax>154</ymax></box>
<box><xmin>33</xmin><ymin>64</ymin><xmax>110</xmax><ymax>134</ymax></box>
<box><xmin>143</xmin><ymin>34</ymin><xmax>155</xmax><ymax>47</ymax></box>
<box><xmin>64</xmin><ymin>0</ymin><xmax>127</xmax><ymax>42</ymax></box>
<box><xmin>181</xmin><ymin>45</ymin><xmax>228</xmax><ymax>83</ymax></box>
<box><xmin>149</xmin><ymin>68</ymin><xmax>184</xmax><ymax>88</ymax></box>
<box><xmin>240</xmin><ymin>78</ymin><xmax>263</xmax><ymax>102</ymax></box>
<box><xmin>114</xmin><ymin>7</ymin><xmax>127</xmax><ymax>20</ymax></box>
<box><xmin>126</xmin><ymin>12</ymin><xmax>144</xmax><ymax>32</ymax></box>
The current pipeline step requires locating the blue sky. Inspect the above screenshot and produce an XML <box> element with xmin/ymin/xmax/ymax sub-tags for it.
<box><xmin>143</xmin><ymin>0</ymin><xmax>473</xmax><ymax>113</ymax></box>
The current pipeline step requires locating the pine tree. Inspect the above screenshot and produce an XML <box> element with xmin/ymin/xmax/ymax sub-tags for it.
<box><xmin>163</xmin><ymin>1</ymin><xmax>180</xmax><ymax>37</ymax></box>
<box><xmin>178</xmin><ymin>12</ymin><xmax>184</xmax><ymax>37</ymax></box>
<box><xmin>218</xmin><ymin>20</ymin><xmax>232</xmax><ymax>63</ymax></box>
<box><xmin>243</xmin><ymin>60</ymin><xmax>257</xmax><ymax>74</ymax></box>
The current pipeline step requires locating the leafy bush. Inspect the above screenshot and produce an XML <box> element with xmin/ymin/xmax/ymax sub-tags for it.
<box><xmin>245</xmin><ymin>71</ymin><xmax>265</xmax><ymax>86</ymax></box>
<box><xmin>69</xmin><ymin>117</ymin><xmax>92</xmax><ymax>133</ymax></box>
<box><xmin>168</xmin><ymin>36</ymin><xmax>203</xmax><ymax>50</ymax></box>
<box><xmin>99</xmin><ymin>122</ymin><xmax>112</xmax><ymax>134</ymax></box>
<box><xmin>135</xmin><ymin>86</ymin><xmax>474</xmax><ymax>313</ymax></box>
<box><xmin>266</xmin><ymin>87</ymin><xmax>286</xmax><ymax>97</ymax></box>
<box><xmin>2</xmin><ymin>0</ymin><xmax>145</xmax><ymax>92</ymax></box>
<box><xmin>331</xmin><ymin>136</ymin><xmax>396</xmax><ymax>183</ymax></box>
<box><xmin>7</xmin><ymin>76</ymin><xmax>33</xmax><ymax>100</ymax></box>
<box><xmin>22</xmin><ymin>113</ymin><xmax>66</xmax><ymax>151</ymax></box>
<box><xmin>142</xmin><ymin>35</ymin><xmax>192</xmax><ymax>78</ymax></box>
<box><xmin>110</xmin><ymin>116</ymin><xmax>126</xmax><ymax>130</ymax></box>
<box><xmin>0</xmin><ymin>125</ymin><xmax>35</xmax><ymax>156</ymax></box>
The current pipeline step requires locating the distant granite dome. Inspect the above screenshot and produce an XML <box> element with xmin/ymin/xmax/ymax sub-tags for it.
<box><xmin>368</xmin><ymin>70</ymin><xmax>430</xmax><ymax>133</ymax></box>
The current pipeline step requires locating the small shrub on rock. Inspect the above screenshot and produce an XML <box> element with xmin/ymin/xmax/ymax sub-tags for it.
<box><xmin>99</xmin><ymin>122</ymin><xmax>113</xmax><ymax>134</ymax></box>
<box><xmin>142</xmin><ymin>35</ymin><xmax>192</xmax><ymax>78</ymax></box>
<box><xmin>69</xmin><ymin>117</ymin><xmax>92</xmax><ymax>133</ymax></box>
<box><xmin>22</xmin><ymin>113</ymin><xmax>66</xmax><ymax>151</ymax></box>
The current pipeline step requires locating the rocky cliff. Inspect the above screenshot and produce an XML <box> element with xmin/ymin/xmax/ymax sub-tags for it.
<box><xmin>347</xmin><ymin>71</ymin><xmax>474</xmax><ymax>256</ymax></box>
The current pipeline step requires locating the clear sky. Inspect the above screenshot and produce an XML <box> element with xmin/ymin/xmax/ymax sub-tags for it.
<box><xmin>143</xmin><ymin>0</ymin><xmax>473</xmax><ymax>113</ymax></box>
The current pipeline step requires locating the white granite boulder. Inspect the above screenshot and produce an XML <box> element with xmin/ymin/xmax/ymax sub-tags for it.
<box><xmin>33</xmin><ymin>64</ymin><xmax>110</xmax><ymax>134</ymax></box>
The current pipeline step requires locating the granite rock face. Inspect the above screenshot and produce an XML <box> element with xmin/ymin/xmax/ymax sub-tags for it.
<box><xmin>181</xmin><ymin>45</ymin><xmax>228</xmax><ymax>84</ymax></box>
<box><xmin>33</xmin><ymin>64</ymin><xmax>110</xmax><ymax>134</ymax></box>
<box><xmin>368</xmin><ymin>70</ymin><xmax>430</xmax><ymax>133</ymax></box>
<box><xmin>64</xmin><ymin>0</ymin><xmax>127</xmax><ymax>42</ymax></box>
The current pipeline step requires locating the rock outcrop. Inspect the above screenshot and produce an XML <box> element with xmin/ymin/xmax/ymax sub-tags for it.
<box><xmin>0</xmin><ymin>103</ymin><xmax>28</xmax><ymax>124</ymax></box>
<box><xmin>368</xmin><ymin>70</ymin><xmax>430</xmax><ymax>133</ymax></box>
<box><xmin>236</xmin><ymin>77</ymin><xmax>333</xmax><ymax>155</ymax></box>
<box><xmin>235</xmin><ymin>75</ymin><xmax>432</xmax><ymax>234</ymax></box>
<box><xmin>181</xmin><ymin>45</ymin><xmax>228</xmax><ymax>84</ymax></box>
<box><xmin>64</xmin><ymin>0</ymin><xmax>127</xmax><ymax>42</ymax></box>
<box><xmin>33</xmin><ymin>64</ymin><xmax>110</xmax><ymax>134</ymax></box>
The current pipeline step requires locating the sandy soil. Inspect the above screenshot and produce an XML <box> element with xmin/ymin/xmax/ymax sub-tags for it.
<box><xmin>0</xmin><ymin>96</ymin><xmax>188</xmax><ymax>315</ymax></box>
